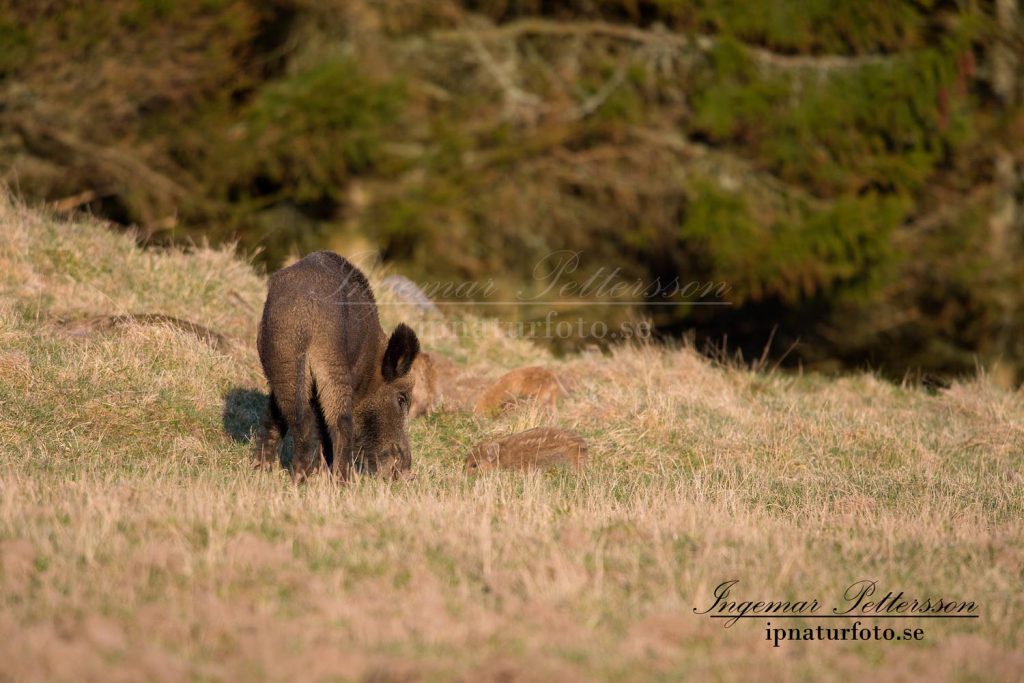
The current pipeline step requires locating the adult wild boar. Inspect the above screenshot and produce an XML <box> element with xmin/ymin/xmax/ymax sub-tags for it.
<box><xmin>253</xmin><ymin>251</ymin><xmax>420</xmax><ymax>482</ymax></box>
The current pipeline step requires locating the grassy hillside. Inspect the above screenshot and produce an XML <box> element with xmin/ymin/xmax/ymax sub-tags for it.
<box><xmin>0</xmin><ymin>199</ymin><xmax>1022</xmax><ymax>681</ymax></box>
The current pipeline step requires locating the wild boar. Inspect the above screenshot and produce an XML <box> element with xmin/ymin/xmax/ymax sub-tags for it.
<box><xmin>464</xmin><ymin>427</ymin><xmax>588</xmax><ymax>473</ymax></box>
<box><xmin>472</xmin><ymin>366</ymin><xmax>566</xmax><ymax>417</ymax></box>
<box><xmin>409</xmin><ymin>351</ymin><xmax>440</xmax><ymax>419</ymax></box>
<box><xmin>253</xmin><ymin>251</ymin><xmax>420</xmax><ymax>482</ymax></box>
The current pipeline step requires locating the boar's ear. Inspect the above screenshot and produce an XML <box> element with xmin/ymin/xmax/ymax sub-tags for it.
<box><xmin>382</xmin><ymin>323</ymin><xmax>420</xmax><ymax>382</ymax></box>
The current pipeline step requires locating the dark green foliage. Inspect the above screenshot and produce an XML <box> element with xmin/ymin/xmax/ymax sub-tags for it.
<box><xmin>0</xmin><ymin>20</ymin><xmax>30</xmax><ymax>75</ymax></box>
<box><xmin>680</xmin><ymin>183</ymin><xmax>905</xmax><ymax>304</ymax></box>
<box><xmin>673</xmin><ymin>0</ymin><xmax>930</xmax><ymax>54</ymax></box>
<box><xmin>224</xmin><ymin>57</ymin><xmax>405</xmax><ymax>204</ymax></box>
<box><xmin>693</xmin><ymin>39</ymin><xmax>973</xmax><ymax>195</ymax></box>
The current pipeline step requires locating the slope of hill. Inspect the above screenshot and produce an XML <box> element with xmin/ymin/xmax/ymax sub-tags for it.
<box><xmin>0</xmin><ymin>199</ymin><xmax>1022</xmax><ymax>681</ymax></box>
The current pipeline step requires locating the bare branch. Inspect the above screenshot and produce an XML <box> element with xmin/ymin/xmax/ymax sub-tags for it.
<box><xmin>464</xmin><ymin>29</ymin><xmax>544</xmax><ymax>123</ymax></box>
<box><xmin>564</xmin><ymin>61</ymin><xmax>630</xmax><ymax>121</ymax></box>
<box><xmin>434</xmin><ymin>19</ymin><xmax>894</xmax><ymax>75</ymax></box>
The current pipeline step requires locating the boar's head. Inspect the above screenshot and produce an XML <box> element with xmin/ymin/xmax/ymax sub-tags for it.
<box><xmin>352</xmin><ymin>323</ymin><xmax>420</xmax><ymax>478</ymax></box>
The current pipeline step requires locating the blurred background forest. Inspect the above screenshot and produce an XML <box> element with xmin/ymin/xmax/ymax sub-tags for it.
<box><xmin>1</xmin><ymin>0</ymin><xmax>1022</xmax><ymax>384</ymax></box>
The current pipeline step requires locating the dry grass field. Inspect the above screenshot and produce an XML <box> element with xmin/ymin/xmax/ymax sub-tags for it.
<box><xmin>0</xmin><ymin>196</ymin><xmax>1022</xmax><ymax>681</ymax></box>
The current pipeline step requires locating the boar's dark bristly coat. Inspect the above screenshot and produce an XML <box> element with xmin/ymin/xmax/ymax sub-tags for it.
<box><xmin>253</xmin><ymin>251</ymin><xmax>420</xmax><ymax>482</ymax></box>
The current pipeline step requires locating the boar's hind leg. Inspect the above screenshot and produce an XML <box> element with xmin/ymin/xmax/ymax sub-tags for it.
<box><xmin>253</xmin><ymin>392</ymin><xmax>287</xmax><ymax>470</ymax></box>
<box><xmin>291</xmin><ymin>395</ymin><xmax>322</xmax><ymax>484</ymax></box>
<box><xmin>289</xmin><ymin>354</ymin><xmax>327</xmax><ymax>484</ymax></box>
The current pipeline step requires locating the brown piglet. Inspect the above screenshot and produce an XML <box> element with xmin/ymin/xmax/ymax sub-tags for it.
<box><xmin>465</xmin><ymin>427</ymin><xmax>588</xmax><ymax>473</ymax></box>
<box><xmin>472</xmin><ymin>366</ymin><xmax>565</xmax><ymax>417</ymax></box>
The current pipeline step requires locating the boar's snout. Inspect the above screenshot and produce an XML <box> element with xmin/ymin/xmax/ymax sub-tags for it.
<box><xmin>375</xmin><ymin>442</ymin><xmax>412</xmax><ymax>480</ymax></box>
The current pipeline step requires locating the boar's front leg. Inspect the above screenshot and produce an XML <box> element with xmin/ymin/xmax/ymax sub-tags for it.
<box><xmin>315</xmin><ymin>366</ymin><xmax>355</xmax><ymax>481</ymax></box>
<box><xmin>328</xmin><ymin>413</ymin><xmax>354</xmax><ymax>481</ymax></box>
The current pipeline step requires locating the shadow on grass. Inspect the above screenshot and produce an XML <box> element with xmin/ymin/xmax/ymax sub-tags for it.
<box><xmin>222</xmin><ymin>387</ymin><xmax>266</xmax><ymax>443</ymax></box>
<box><xmin>223</xmin><ymin>387</ymin><xmax>294</xmax><ymax>468</ymax></box>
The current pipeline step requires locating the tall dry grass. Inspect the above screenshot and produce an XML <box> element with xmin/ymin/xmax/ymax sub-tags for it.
<box><xmin>0</xmin><ymin>195</ymin><xmax>1022</xmax><ymax>681</ymax></box>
